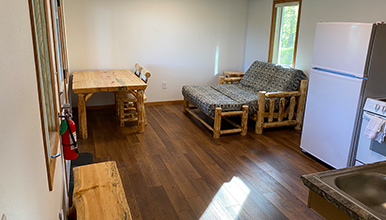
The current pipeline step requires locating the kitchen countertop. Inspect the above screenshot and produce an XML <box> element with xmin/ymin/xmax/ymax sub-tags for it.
<box><xmin>301</xmin><ymin>161</ymin><xmax>386</xmax><ymax>220</ymax></box>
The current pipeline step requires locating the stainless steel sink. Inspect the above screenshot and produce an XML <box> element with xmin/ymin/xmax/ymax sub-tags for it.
<box><xmin>318</xmin><ymin>162</ymin><xmax>386</xmax><ymax>218</ymax></box>
<box><xmin>334</xmin><ymin>172</ymin><xmax>386</xmax><ymax>215</ymax></box>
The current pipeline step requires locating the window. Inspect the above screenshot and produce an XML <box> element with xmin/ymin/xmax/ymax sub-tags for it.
<box><xmin>29</xmin><ymin>0</ymin><xmax>65</xmax><ymax>191</ymax></box>
<box><xmin>268</xmin><ymin>0</ymin><xmax>301</xmax><ymax>67</ymax></box>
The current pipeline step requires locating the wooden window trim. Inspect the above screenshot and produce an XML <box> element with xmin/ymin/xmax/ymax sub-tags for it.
<box><xmin>29</xmin><ymin>0</ymin><xmax>61</xmax><ymax>191</ymax></box>
<box><xmin>268</xmin><ymin>0</ymin><xmax>302</xmax><ymax>68</ymax></box>
<box><xmin>50</xmin><ymin>0</ymin><xmax>70</xmax><ymax>107</ymax></box>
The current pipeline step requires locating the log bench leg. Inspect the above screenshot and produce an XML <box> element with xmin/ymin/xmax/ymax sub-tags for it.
<box><xmin>241</xmin><ymin>105</ymin><xmax>248</xmax><ymax>136</ymax></box>
<box><xmin>183</xmin><ymin>98</ymin><xmax>188</xmax><ymax>113</ymax></box>
<box><xmin>183</xmin><ymin>99</ymin><xmax>248</xmax><ymax>138</ymax></box>
<box><xmin>213</xmin><ymin>107</ymin><xmax>222</xmax><ymax>138</ymax></box>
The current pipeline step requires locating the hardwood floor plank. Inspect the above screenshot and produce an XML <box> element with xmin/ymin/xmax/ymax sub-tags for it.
<box><xmin>162</xmin><ymin>159</ymin><xmax>200</xmax><ymax>199</ymax></box>
<box><xmin>188</xmin><ymin>178</ymin><xmax>215</xmax><ymax>206</ymax></box>
<box><xmin>225</xmin><ymin>205</ymin><xmax>253</xmax><ymax>220</ymax></box>
<box><xmin>235</xmin><ymin>178</ymin><xmax>290</xmax><ymax>220</ymax></box>
<box><xmin>263</xmin><ymin>191</ymin><xmax>324</xmax><ymax>220</ymax></box>
<box><xmin>257</xmin><ymin>161</ymin><xmax>313</xmax><ymax>204</ymax></box>
<box><xmin>183</xmin><ymin>151</ymin><xmax>225</xmax><ymax>193</ymax></box>
<box><xmin>149</xmin><ymin>186</ymin><xmax>180</xmax><ymax>220</ymax></box>
<box><xmin>176</xmin><ymin>210</ymin><xmax>196</xmax><ymax>220</ymax></box>
<box><xmin>232</xmin><ymin>197</ymin><xmax>272</xmax><ymax>220</ymax></box>
<box><xmin>118</xmin><ymin>167</ymin><xmax>143</xmax><ymax>220</ymax></box>
<box><xmin>91</xmin><ymin>123</ymin><xmax>110</xmax><ymax>159</ymax></box>
<box><xmin>74</xmin><ymin>105</ymin><xmax>328</xmax><ymax>220</ymax></box>
<box><xmin>128</xmin><ymin>172</ymin><xmax>161</xmax><ymax>220</ymax></box>
<box><xmin>149</xmin><ymin>154</ymin><xmax>193</xmax><ymax>213</ymax></box>
<box><xmin>199</xmin><ymin>194</ymin><xmax>234</xmax><ymax>220</ymax></box>
<box><xmin>130</xmin><ymin>143</ymin><xmax>162</xmax><ymax>188</ymax></box>
<box><xmin>186</xmin><ymin>195</ymin><xmax>207</xmax><ymax>219</ymax></box>
<box><xmin>156</xmin><ymin>141</ymin><xmax>202</xmax><ymax>180</ymax></box>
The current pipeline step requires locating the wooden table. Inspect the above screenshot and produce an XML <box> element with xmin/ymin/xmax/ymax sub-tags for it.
<box><xmin>72</xmin><ymin>161</ymin><xmax>132</xmax><ymax>220</ymax></box>
<box><xmin>72</xmin><ymin>70</ymin><xmax>147</xmax><ymax>139</ymax></box>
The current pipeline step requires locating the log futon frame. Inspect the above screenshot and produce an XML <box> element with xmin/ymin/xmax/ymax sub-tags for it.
<box><xmin>182</xmin><ymin>60</ymin><xmax>308</xmax><ymax>138</ymax></box>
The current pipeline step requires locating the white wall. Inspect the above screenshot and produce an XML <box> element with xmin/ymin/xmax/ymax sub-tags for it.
<box><xmin>64</xmin><ymin>0</ymin><xmax>249</xmax><ymax>106</ymax></box>
<box><xmin>296</xmin><ymin>0</ymin><xmax>386</xmax><ymax>73</ymax></box>
<box><xmin>244</xmin><ymin>0</ymin><xmax>272</xmax><ymax>69</ymax></box>
<box><xmin>245</xmin><ymin>0</ymin><xmax>386</xmax><ymax>75</ymax></box>
<box><xmin>0</xmin><ymin>1</ymin><xmax>65</xmax><ymax>219</ymax></box>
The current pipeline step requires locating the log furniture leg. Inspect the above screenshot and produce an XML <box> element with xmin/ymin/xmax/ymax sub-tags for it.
<box><xmin>119</xmin><ymin>99</ymin><xmax>125</xmax><ymax>127</ymax></box>
<box><xmin>183</xmin><ymin>98</ymin><xmax>188</xmax><ymax>113</ymax></box>
<box><xmin>143</xmin><ymin>105</ymin><xmax>148</xmax><ymax>125</ymax></box>
<box><xmin>256</xmin><ymin>91</ymin><xmax>266</xmax><ymax>134</ymax></box>
<box><xmin>241</xmin><ymin>105</ymin><xmax>248</xmax><ymax>136</ymax></box>
<box><xmin>295</xmin><ymin>80</ymin><xmax>308</xmax><ymax>130</ymax></box>
<box><xmin>115</xmin><ymin>99</ymin><xmax>119</xmax><ymax>116</ymax></box>
<box><xmin>137</xmin><ymin>90</ymin><xmax>146</xmax><ymax>133</ymax></box>
<box><xmin>213</xmin><ymin>108</ymin><xmax>222</xmax><ymax>138</ymax></box>
<box><xmin>77</xmin><ymin>94</ymin><xmax>87</xmax><ymax>139</ymax></box>
<box><xmin>184</xmin><ymin>101</ymin><xmax>248</xmax><ymax>138</ymax></box>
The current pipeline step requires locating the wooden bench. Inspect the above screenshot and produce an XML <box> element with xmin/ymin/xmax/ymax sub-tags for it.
<box><xmin>72</xmin><ymin>161</ymin><xmax>132</xmax><ymax>220</ymax></box>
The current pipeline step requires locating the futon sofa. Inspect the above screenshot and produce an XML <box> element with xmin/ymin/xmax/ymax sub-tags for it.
<box><xmin>182</xmin><ymin>60</ymin><xmax>308</xmax><ymax>138</ymax></box>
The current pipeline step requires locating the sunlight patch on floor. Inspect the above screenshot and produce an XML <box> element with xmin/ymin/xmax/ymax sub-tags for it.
<box><xmin>200</xmin><ymin>176</ymin><xmax>250</xmax><ymax>220</ymax></box>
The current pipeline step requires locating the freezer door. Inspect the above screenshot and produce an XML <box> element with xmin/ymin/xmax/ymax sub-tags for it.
<box><xmin>364</xmin><ymin>24</ymin><xmax>386</xmax><ymax>98</ymax></box>
<box><xmin>300</xmin><ymin>69</ymin><xmax>364</xmax><ymax>168</ymax></box>
<box><xmin>311</xmin><ymin>22</ymin><xmax>373</xmax><ymax>77</ymax></box>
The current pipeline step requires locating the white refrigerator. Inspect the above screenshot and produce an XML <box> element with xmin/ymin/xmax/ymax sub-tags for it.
<box><xmin>300</xmin><ymin>22</ymin><xmax>376</xmax><ymax>169</ymax></box>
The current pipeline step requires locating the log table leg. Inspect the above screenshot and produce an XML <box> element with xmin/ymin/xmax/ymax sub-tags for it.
<box><xmin>77</xmin><ymin>93</ymin><xmax>88</xmax><ymax>139</ymax></box>
<box><xmin>137</xmin><ymin>90</ymin><xmax>146</xmax><ymax>133</ymax></box>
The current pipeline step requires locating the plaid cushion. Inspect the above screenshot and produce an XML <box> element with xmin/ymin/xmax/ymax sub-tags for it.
<box><xmin>239</xmin><ymin>60</ymin><xmax>307</xmax><ymax>92</ymax></box>
<box><xmin>182</xmin><ymin>85</ymin><xmax>242</xmax><ymax>117</ymax></box>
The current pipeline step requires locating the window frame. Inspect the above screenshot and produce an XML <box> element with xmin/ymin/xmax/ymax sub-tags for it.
<box><xmin>29</xmin><ymin>0</ymin><xmax>62</xmax><ymax>191</ymax></box>
<box><xmin>268</xmin><ymin>0</ymin><xmax>302</xmax><ymax>68</ymax></box>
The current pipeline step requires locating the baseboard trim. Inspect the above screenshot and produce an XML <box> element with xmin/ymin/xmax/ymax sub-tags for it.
<box><xmin>72</xmin><ymin>100</ymin><xmax>183</xmax><ymax>111</ymax></box>
<box><xmin>145</xmin><ymin>100</ymin><xmax>183</xmax><ymax>106</ymax></box>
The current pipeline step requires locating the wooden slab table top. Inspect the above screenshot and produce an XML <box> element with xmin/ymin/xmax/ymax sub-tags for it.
<box><xmin>72</xmin><ymin>70</ymin><xmax>147</xmax><ymax>139</ymax></box>
<box><xmin>72</xmin><ymin>161</ymin><xmax>132</xmax><ymax>220</ymax></box>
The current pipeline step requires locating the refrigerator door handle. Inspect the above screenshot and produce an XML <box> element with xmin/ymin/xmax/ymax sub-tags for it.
<box><xmin>313</xmin><ymin>67</ymin><xmax>367</xmax><ymax>80</ymax></box>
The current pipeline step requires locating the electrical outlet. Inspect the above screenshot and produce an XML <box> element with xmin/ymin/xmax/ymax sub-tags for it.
<box><xmin>162</xmin><ymin>81</ymin><xmax>167</xmax><ymax>89</ymax></box>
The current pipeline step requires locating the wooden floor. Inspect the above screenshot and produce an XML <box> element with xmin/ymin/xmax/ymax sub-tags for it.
<box><xmin>74</xmin><ymin>103</ymin><xmax>329</xmax><ymax>220</ymax></box>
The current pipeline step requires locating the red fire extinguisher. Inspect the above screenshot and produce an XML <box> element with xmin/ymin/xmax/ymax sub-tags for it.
<box><xmin>60</xmin><ymin>112</ymin><xmax>79</xmax><ymax>160</ymax></box>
